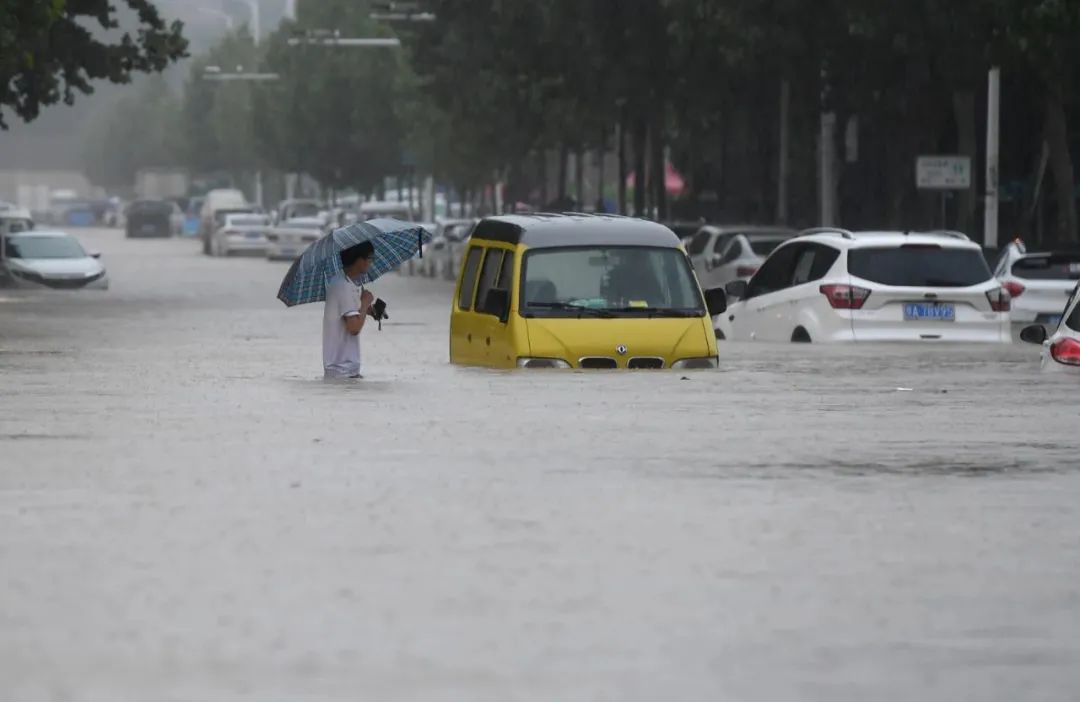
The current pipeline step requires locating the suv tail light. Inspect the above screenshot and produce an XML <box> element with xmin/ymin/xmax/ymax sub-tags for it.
<box><xmin>736</xmin><ymin>265</ymin><xmax>758</xmax><ymax>278</ymax></box>
<box><xmin>1050</xmin><ymin>338</ymin><xmax>1080</xmax><ymax>366</ymax></box>
<box><xmin>819</xmin><ymin>284</ymin><xmax>871</xmax><ymax>309</ymax></box>
<box><xmin>985</xmin><ymin>287</ymin><xmax>1011</xmax><ymax>312</ymax></box>
<box><xmin>1002</xmin><ymin>281</ymin><xmax>1025</xmax><ymax>298</ymax></box>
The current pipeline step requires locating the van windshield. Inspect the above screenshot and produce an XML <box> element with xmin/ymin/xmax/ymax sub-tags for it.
<box><xmin>521</xmin><ymin>246</ymin><xmax>704</xmax><ymax>317</ymax></box>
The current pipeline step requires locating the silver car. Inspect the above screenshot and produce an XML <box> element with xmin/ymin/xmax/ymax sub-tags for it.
<box><xmin>686</xmin><ymin>225</ymin><xmax>796</xmax><ymax>290</ymax></box>
<box><xmin>1</xmin><ymin>230</ymin><xmax>108</xmax><ymax>290</ymax></box>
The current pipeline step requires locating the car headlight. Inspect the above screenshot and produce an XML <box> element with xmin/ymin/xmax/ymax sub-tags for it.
<box><xmin>671</xmin><ymin>357</ymin><xmax>718</xmax><ymax>369</ymax></box>
<box><xmin>516</xmin><ymin>357</ymin><xmax>571</xmax><ymax>369</ymax></box>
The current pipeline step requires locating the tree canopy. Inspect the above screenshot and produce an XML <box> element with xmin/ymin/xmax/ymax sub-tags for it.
<box><xmin>0</xmin><ymin>0</ymin><xmax>187</xmax><ymax>128</ymax></box>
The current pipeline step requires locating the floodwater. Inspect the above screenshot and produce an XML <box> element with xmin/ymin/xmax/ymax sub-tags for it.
<box><xmin>1</xmin><ymin>228</ymin><xmax>1078</xmax><ymax>702</ymax></box>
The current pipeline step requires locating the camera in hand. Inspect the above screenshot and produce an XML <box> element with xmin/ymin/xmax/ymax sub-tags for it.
<box><xmin>369</xmin><ymin>298</ymin><xmax>389</xmax><ymax>329</ymax></box>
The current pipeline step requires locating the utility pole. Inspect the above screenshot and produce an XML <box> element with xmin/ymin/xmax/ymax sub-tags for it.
<box><xmin>984</xmin><ymin>67</ymin><xmax>1001</xmax><ymax>248</ymax></box>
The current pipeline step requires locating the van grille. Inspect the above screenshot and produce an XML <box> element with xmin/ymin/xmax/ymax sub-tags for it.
<box><xmin>579</xmin><ymin>357</ymin><xmax>617</xmax><ymax>369</ymax></box>
<box><xmin>628</xmin><ymin>357</ymin><xmax>664</xmax><ymax>369</ymax></box>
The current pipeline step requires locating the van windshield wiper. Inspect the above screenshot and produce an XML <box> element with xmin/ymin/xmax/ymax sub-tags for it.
<box><xmin>525</xmin><ymin>302</ymin><xmax>615</xmax><ymax>317</ymax></box>
<box><xmin>602</xmin><ymin>306</ymin><xmax>702</xmax><ymax>317</ymax></box>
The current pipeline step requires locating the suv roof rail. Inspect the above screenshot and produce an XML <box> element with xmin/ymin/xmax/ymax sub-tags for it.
<box><xmin>797</xmin><ymin>227</ymin><xmax>854</xmax><ymax>240</ymax></box>
<box><xmin>921</xmin><ymin>229</ymin><xmax>971</xmax><ymax>241</ymax></box>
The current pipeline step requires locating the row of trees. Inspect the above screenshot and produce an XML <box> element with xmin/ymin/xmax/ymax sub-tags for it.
<box><xmin>405</xmin><ymin>0</ymin><xmax>1080</xmax><ymax>243</ymax></box>
<box><xmin>72</xmin><ymin>0</ymin><xmax>1080</xmax><ymax>244</ymax></box>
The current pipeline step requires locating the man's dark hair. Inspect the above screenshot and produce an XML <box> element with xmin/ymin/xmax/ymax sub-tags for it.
<box><xmin>340</xmin><ymin>241</ymin><xmax>375</xmax><ymax>268</ymax></box>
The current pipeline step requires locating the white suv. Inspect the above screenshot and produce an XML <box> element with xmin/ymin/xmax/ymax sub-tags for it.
<box><xmin>715</xmin><ymin>228</ymin><xmax>1011</xmax><ymax>343</ymax></box>
<box><xmin>1018</xmin><ymin>284</ymin><xmax>1080</xmax><ymax>372</ymax></box>
<box><xmin>993</xmin><ymin>240</ymin><xmax>1080</xmax><ymax>329</ymax></box>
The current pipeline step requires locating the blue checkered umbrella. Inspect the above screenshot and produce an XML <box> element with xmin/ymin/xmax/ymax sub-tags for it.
<box><xmin>276</xmin><ymin>218</ymin><xmax>432</xmax><ymax>307</ymax></box>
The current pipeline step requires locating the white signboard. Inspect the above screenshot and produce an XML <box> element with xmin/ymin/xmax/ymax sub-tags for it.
<box><xmin>916</xmin><ymin>156</ymin><xmax>972</xmax><ymax>190</ymax></box>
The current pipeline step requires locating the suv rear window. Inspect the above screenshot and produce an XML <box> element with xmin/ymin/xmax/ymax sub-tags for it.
<box><xmin>848</xmin><ymin>246</ymin><xmax>992</xmax><ymax>287</ymax></box>
<box><xmin>1012</xmin><ymin>254</ymin><xmax>1080</xmax><ymax>281</ymax></box>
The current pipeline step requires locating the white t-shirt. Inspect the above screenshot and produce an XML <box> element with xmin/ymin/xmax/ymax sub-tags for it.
<box><xmin>323</xmin><ymin>275</ymin><xmax>362</xmax><ymax>378</ymax></box>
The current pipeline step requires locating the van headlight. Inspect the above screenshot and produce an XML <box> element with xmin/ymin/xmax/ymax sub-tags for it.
<box><xmin>516</xmin><ymin>357</ymin><xmax>571</xmax><ymax>369</ymax></box>
<box><xmin>671</xmin><ymin>357</ymin><xmax>718</xmax><ymax>369</ymax></box>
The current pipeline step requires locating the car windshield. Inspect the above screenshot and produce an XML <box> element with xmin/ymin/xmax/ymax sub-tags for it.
<box><xmin>521</xmin><ymin>246</ymin><xmax>703</xmax><ymax>316</ymax></box>
<box><xmin>848</xmin><ymin>246</ymin><xmax>992</xmax><ymax>287</ymax></box>
<box><xmin>1012</xmin><ymin>254</ymin><xmax>1080</xmax><ymax>281</ymax></box>
<box><xmin>5</xmin><ymin>235</ymin><xmax>86</xmax><ymax>259</ymax></box>
<box><xmin>748</xmin><ymin>236</ymin><xmax>791</xmax><ymax>257</ymax></box>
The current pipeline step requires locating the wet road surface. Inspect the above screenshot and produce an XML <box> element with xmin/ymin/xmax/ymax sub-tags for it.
<box><xmin>1</xmin><ymin>228</ymin><xmax>1078</xmax><ymax>701</ymax></box>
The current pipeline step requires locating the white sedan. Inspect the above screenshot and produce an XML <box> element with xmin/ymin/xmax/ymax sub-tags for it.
<box><xmin>265</xmin><ymin>217</ymin><xmax>329</xmax><ymax>261</ymax></box>
<box><xmin>1</xmin><ymin>230</ymin><xmax>108</xmax><ymax>290</ymax></box>
<box><xmin>211</xmin><ymin>213</ymin><xmax>272</xmax><ymax>256</ymax></box>
<box><xmin>1020</xmin><ymin>284</ymin><xmax>1080</xmax><ymax>373</ymax></box>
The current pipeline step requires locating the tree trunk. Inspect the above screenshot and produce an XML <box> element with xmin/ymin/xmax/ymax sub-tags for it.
<box><xmin>575</xmin><ymin>146</ymin><xmax>585</xmax><ymax>210</ymax></box>
<box><xmin>539</xmin><ymin>151</ymin><xmax>549</xmax><ymax>207</ymax></box>
<box><xmin>952</xmin><ymin>90</ymin><xmax>977</xmax><ymax>236</ymax></box>
<box><xmin>557</xmin><ymin>144</ymin><xmax>569</xmax><ymax>202</ymax></box>
<box><xmin>633</xmin><ymin>116</ymin><xmax>647</xmax><ymax>217</ymax></box>
<box><xmin>651</xmin><ymin>116</ymin><xmax>667</xmax><ymax>221</ymax></box>
<box><xmin>618</xmin><ymin>118</ymin><xmax>627</xmax><ymax>215</ymax></box>
<box><xmin>1045</xmin><ymin>91</ymin><xmax>1078</xmax><ymax>243</ymax></box>
<box><xmin>596</xmin><ymin>130</ymin><xmax>606</xmax><ymax>213</ymax></box>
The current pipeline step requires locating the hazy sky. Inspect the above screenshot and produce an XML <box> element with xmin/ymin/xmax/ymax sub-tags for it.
<box><xmin>0</xmin><ymin>0</ymin><xmax>292</xmax><ymax>171</ymax></box>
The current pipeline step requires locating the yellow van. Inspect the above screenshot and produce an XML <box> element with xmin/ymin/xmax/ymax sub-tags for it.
<box><xmin>449</xmin><ymin>213</ymin><xmax>728</xmax><ymax>369</ymax></box>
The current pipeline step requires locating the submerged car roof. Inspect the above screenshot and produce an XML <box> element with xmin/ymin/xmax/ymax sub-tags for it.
<box><xmin>472</xmin><ymin>213</ymin><xmax>681</xmax><ymax>249</ymax></box>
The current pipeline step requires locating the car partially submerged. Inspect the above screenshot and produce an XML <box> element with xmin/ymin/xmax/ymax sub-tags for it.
<box><xmin>1</xmin><ymin>230</ymin><xmax>108</xmax><ymax>290</ymax></box>
<box><xmin>716</xmin><ymin>229</ymin><xmax>1010</xmax><ymax>343</ymax></box>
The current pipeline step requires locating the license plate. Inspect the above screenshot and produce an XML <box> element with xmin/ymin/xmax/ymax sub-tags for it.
<box><xmin>903</xmin><ymin>302</ymin><xmax>955</xmax><ymax>321</ymax></box>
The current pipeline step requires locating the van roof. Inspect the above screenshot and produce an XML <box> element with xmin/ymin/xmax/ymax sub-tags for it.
<box><xmin>472</xmin><ymin>213</ymin><xmax>680</xmax><ymax>249</ymax></box>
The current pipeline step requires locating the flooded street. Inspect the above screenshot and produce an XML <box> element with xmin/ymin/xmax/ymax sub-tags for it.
<box><xmin>2</xmin><ymin>228</ymin><xmax>1079</xmax><ymax>701</ymax></box>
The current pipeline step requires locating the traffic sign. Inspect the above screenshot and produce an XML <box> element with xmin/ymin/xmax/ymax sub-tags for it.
<box><xmin>916</xmin><ymin>156</ymin><xmax>972</xmax><ymax>190</ymax></box>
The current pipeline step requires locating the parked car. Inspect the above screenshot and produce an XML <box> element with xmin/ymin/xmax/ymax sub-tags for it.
<box><xmin>1018</xmin><ymin>284</ymin><xmax>1080</xmax><ymax>373</ymax></box>
<box><xmin>265</xmin><ymin>217</ymin><xmax>329</xmax><ymax>261</ymax></box>
<box><xmin>359</xmin><ymin>200</ymin><xmax>415</xmax><ymax>221</ymax></box>
<box><xmin>686</xmin><ymin>225</ymin><xmax>797</xmax><ymax>290</ymax></box>
<box><xmin>430</xmin><ymin>218</ymin><xmax>477</xmax><ymax>279</ymax></box>
<box><xmin>0</xmin><ymin>230</ymin><xmax>108</xmax><ymax>290</ymax></box>
<box><xmin>0</xmin><ymin>207</ymin><xmax>35</xmax><ymax>235</ymax></box>
<box><xmin>199</xmin><ymin>189</ymin><xmax>249</xmax><ymax>254</ymax></box>
<box><xmin>716</xmin><ymin>228</ymin><xmax>1011</xmax><ymax>343</ymax></box>
<box><xmin>994</xmin><ymin>240</ymin><xmax>1080</xmax><ymax>331</ymax></box>
<box><xmin>125</xmin><ymin>199</ymin><xmax>180</xmax><ymax>238</ymax></box>
<box><xmin>211</xmin><ymin>213</ymin><xmax>272</xmax><ymax>256</ymax></box>
<box><xmin>274</xmin><ymin>198</ymin><xmax>324</xmax><ymax>225</ymax></box>
<box><xmin>449</xmin><ymin>213</ymin><xmax>727</xmax><ymax>369</ymax></box>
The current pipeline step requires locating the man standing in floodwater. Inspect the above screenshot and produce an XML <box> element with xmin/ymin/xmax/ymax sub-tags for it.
<box><xmin>323</xmin><ymin>241</ymin><xmax>375</xmax><ymax>379</ymax></box>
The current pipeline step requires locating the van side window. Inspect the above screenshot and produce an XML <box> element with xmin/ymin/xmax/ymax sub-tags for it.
<box><xmin>457</xmin><ymin>247</ymin><xmax>484</xmax><ymax>310</ymax></box>
<box><xmin>474</xmin><ymin>248</ymin><xmax>505</xmax><ymax>313</ymax></box>
<box><xmin>496</xmin><ymin>251</ymin><xmax>514</xmax><ymax>290</ymax></box>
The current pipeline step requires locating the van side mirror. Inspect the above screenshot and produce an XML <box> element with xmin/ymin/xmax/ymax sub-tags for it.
<box><xmin>1019</xmin><ymin>324</ymin><xmax>1048</xmax><ymax>345</ymax></box>
<box><xmin>725</xmin><ymin>280</ymin><xmax>748</xmax><ymax>301</ymax></box>
<box><xmin>482</xmin><ymin>288</ymin><xmax>510</xmax><ymax>322</ymax></box>
<box><xmin>703</xmin><ymin>287</ymin><xmax>727</xmax><ymax>316</ymax></box>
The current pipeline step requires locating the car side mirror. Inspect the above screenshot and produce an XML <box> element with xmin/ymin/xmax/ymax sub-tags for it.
<box><xmin>725</xmin><ymin>280</ymin><xmax>748</xmax><ymax>301</ymax></box>
<box><xmin>703</xmin><ymin>287</ymin><xmax>727</xmax><ymax>316</ymax></box>
<box><xmin>482</xmin><ymin>288</ymin><xmax>510</xmax><ymax>323</ymax></box>
<box><xmin>1019</xmin><ymin>324</ymin><xmax>1048</xmax><ymax>345</ymax></box>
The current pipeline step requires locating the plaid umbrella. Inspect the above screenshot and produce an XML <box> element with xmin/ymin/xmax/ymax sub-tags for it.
<box><xmin>276</xmin><ymin>218</ymin><xmax>432</xmax><ymax>307</ymax></box>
